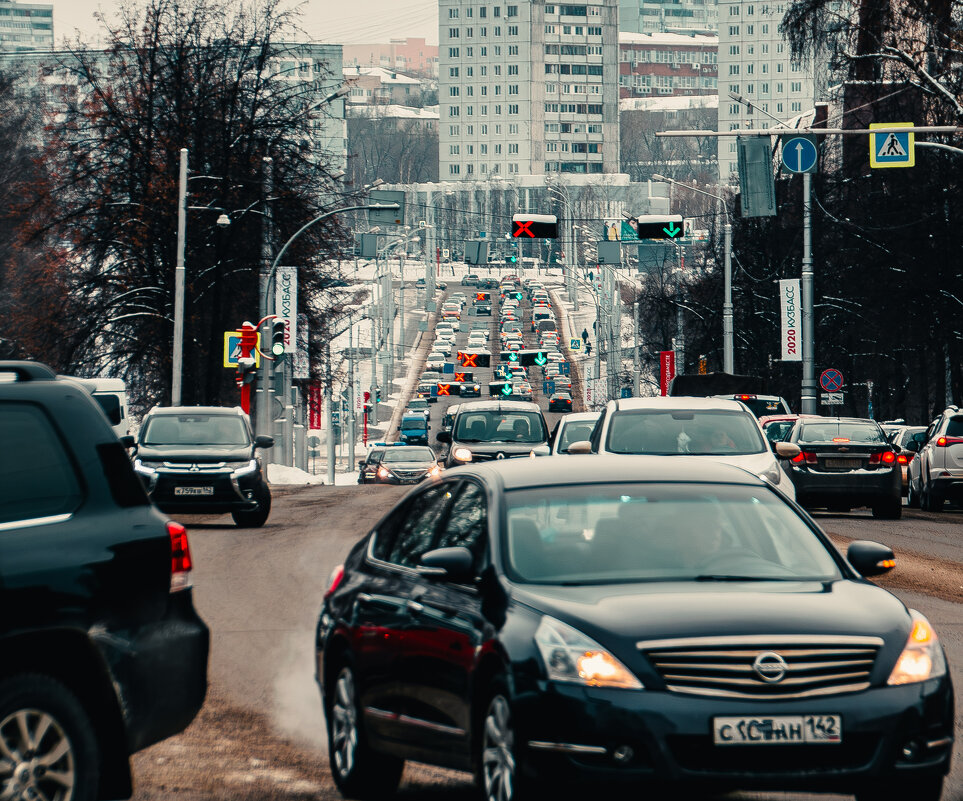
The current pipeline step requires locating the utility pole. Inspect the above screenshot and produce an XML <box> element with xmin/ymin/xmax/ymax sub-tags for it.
<box><xmin>722</xmin><ymin>214</ymin><xmax>734</xmax><ymax>374</ymax></box>
<box><xmin>633</xmin><ymin>300</ymin><xmax>640</xmax><ymax>397</ymax></box>
<box><xmin>675</xmin><ymin>244</ymin><xmax>685</xmax><ymax>374</ymax></box>
<box><xmin>257</xmin><ymin>157</ymin><xmax>274</xmax><ymax>443</ymax></box>
<box><xmin>800</xmin><ymin>172</ymin><xmax>816</xmax><ymax>414</ymax></box>
<box><xmin>172</xmin><ymin>148</ymin><xmax>188</xmax><ymax>405</ymax></box>
<box><xmin>325</xmin><ymin>342</ymin><xmax>335</xmax><ymax>486</ymax></box>
<box><xmin>347</xmin><ymin>322</ymin><xmax>356</xmax><ymax>473</ymax></box>
<box><xmin>369</xmin><ymin>315</ymin><xmax>379</xmax><ymax>426</ymax></box>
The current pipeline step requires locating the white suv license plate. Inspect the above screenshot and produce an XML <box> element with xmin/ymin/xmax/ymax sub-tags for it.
<box><xmin>174</xmin><ymin>486</ymin><xmax>214</xmax><ymax>496</ymax></box>
<box><xmin>713</xmin><ymin>715</ymin><xmax>841</xmax><ymax>745</ymax></box>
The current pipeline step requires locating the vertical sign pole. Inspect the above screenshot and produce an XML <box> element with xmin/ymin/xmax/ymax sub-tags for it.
<box><xmin>801</xmin><ymin>172</ymin><xmax>816</xmax><ymax>414</ymax></box>
<box><xmin>325</xmin><ymin>342</ymin><xmax>335</xmax><ymax>487</ymax></box>
<box><xmin>257</xmin><ymin>157</ymin><xmax>274</xmax><ymax>442</ymax></box>
<box><xmin>723</xmin><ymin>216</ymin><xmax>734</xmax><ymax>374</ymax></box>
<box><xmin>347</xmin><ymin>322</ymin><xmax>356</xmax><ymax>476</ymax></box>
<box><xmin>172</xmin><ymin>148</ymin><xmax>188</xmax><ymax>405</ymax></box>
<box><xmin>633</xmin><ymin>301</ymin><xmax>640</xmax><ymax>397</ymax></box>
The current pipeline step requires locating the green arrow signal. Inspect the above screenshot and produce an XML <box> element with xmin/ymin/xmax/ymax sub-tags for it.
<box><xmin>533</xmin><ymin>352</ymin><xmax>547</xmax><ymax>366</ymax></box>
<box><xmin>508</xmin><ymin>352</ymin><xmax>518</xmax><ymax>362</ymax></box>
<box><xmin>515</xmin><ymin>292</ymin><xmax>523</xmax><ymax>301</ymax></box>
<box><xmin>501</xmin><ymin>383</ymin><xmax>513</xmax><ymax>396</ymax></box>
<box><xmin>663</xmin><ymin>222</ymin><xmax>681</xmax><ymax>238</ymax></box>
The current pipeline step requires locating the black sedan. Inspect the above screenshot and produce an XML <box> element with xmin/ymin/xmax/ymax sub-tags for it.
<box><xmin>548</xmin><ymin>391</ymin><xmax>573</xmax><ymax>412</ymax></box>
<box><xmin>366</xmin><ymin>445</ymin><xmax>441</xmax><ymax>485</ymax></box>
<box><xmin>782</xmin><ymin>417</ymin><xmax>902</xmax><ymax>518</ymax></box>
<box><xmin>315</xmin><ymin>458</ymin><xmax>951</xmax><ymax>801</ymax></box>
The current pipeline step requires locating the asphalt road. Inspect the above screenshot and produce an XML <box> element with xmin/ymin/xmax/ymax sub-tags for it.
<box><xmin>130</xmin><ymin>485</ymin><xmax>963</xmax><ymax>801</ymax></box>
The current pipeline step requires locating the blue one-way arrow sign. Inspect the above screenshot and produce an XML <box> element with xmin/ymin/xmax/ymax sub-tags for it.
<box><xmin>781</xmin><ymin>135</ymin><xmax>818</xmax><ymax>174</ymax></box>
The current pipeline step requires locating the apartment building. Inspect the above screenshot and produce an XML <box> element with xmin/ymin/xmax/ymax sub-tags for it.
<box><xmin>619</xmin><ymin>31</ymin><xmax>717</xmax><ymax>98</ymax></box>
<box><xmin>619</xmin><ymin>0</ymin><xmax>717</xmax><ymax>34</ymax></box>
<box><xmin>0</xmin><ymin>0</ymin><xmax>52</xmax><ymax>51</ymax></box>
<box><xmin>438</xmin><ymin>0</ymin><xmax>620</xmax><ymax>180</ymax></box>
<box><xmin>342</xmin><ymin>38</ymin><xmax>439</xmax><ymax>78</ymax></box>
<box><xmin>716</xmin><ymin>0</ymin><xmax>816</xmax><ymax>179</ymax></box>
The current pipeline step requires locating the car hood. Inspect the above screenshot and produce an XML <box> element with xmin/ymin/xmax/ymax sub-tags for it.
<box><xmin>511</xmin><ymin>578</ymin><xmax>910</xmax><ymax>650</ymax></box>
<box><xmin>137</xmin><ymin>444</ymin><xmax>253</xmax><ymax>462</ymax></box>
<box><xmin>382</xmin><ymin>460</ymin><xmax>433</xmax><ymax>469</ymax></box>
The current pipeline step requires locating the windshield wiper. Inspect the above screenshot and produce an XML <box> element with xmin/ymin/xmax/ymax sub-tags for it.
<box><xmin>458</xmin><ymin>438</ymin><xmax>485</xmax><ymax>443</ymax></box>
<box><xmin>694</xmin><ymin>574</ymin><xmax>777</xmax><ymax>582</ymax></box>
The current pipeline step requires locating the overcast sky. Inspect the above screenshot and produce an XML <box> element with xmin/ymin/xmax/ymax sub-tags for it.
<box><xmin>51</xmin><ymin>0</ymin><xmax>438</xmax><ymax>47</ymax></box>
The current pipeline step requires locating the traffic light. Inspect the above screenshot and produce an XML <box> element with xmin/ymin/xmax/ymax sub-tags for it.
<box><xmin>507</xmin><ymin>254</ymin><xmax>518</xmax><ymax>264</ymax></box>
<box><xmin>271</xmin><ymin>320</ymin><xmax>286</xmax><ymax>358</ymax></box>
<box><xmin>500</xmin><ymin>349</ymin><xmax>549</xmax><ymax>366</ymax></box>
<box><xmin>235</xmin><ymin>356</ymin><xmax>257</xmax><ymax>386</ymax></box>
<box><xmin>512</xmin><ymin>214</ymin><xmax>558</xmax><ymax>239</ymax></box>
<box><xmin>633</xmin><ymin>215</ymin><xmax>685</xmax><ymax>240</ymax></box>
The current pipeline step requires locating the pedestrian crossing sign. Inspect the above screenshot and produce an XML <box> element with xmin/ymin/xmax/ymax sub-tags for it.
<box><xmin>869</xmin><ymin>122</ymin><xmax>914</xmax><ymax>169</ymax></box>
<box><xmin>570</xmin><ymin>338</ymin><xmax>581</xmax><ymax>351</ymax></box>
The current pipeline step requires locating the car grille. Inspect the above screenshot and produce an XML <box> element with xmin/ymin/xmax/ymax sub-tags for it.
<box><xmin>667</xmin><ymin>734</ymin><xmax>881</xmax><ymax>774</ymax></box>
<box><xmin>392</xmin><ymin>469</ymin><xmax>427</xmax><ymax>479</ymax></box>
<box><xmin>639</xmin><ymin>635</ymin><xmax>883</xmax><ymax>700</ymax></box>
<box><xmin>471</xmin><ymin>451</ymin><xmax>534</xmax><ymax>462</ymax></box>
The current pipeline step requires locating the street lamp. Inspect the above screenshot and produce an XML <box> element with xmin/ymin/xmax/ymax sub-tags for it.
<box><xmin>651</xmin><ymin>174</ymin><xmax>734</xmax><ymax>375</ymax></box>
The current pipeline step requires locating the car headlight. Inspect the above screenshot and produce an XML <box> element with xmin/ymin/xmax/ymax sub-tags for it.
<box><xmin>534</xmin><ymin>616</ymin><xmax>642</xmax><ymax>689</ymax></box>
<box><xmin>757</xmin><ymin>463</ymin><xmax>782</xmax><ymax>485</ymax></box>
<box><xmin>888</xmin><ymin>610</ymin><xmax>947</xmax><ymax>685</ymax></box>
<box><xmin>428</xmin><ymin>464</ymin><xmax>442</xmax><ymax>477</ymax></box>
<box><xmin>133</xmin><ymin>459</ymin><xmax>159</xmax><ymax>475</ymax></box>
<box><xmin>230</xmin><ymin>459</ymin><xmax>259</xmax><ymax>477</ymax></box>
<box><xmin>452</xmin><ymin>447</ymin><xmax>473</xmax><ymax>462</ymax></box>
<box><xmin>377</xmin><ymin>466</ymin><xmax>391</xmax><ymax>479</ymax></box>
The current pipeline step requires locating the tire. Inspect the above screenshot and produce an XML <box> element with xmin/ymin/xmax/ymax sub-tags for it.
<box><xmin>0</xmin><ymin>674</ymin><xmax>99</xmax><ymax>801</ymax></box>
<box><xmin>907</xmin><ymin>480</ymin><xmax>921</xmax><ymax>509</ymax></box>
<box><xmin>231</xmin><ymin>482</ymin><xmax>271</xmax><ymax>527</ymax></box>
<box><xmin>476</xmin><ymin>682</ymin><xmax>538</xmax><ymax>801</ymax></box>
<box><xmin>872</xmin><ymin>497</ymin><xmax>902</xmax><ymax>520</ymax></box>
<box><xmin>828</xmin><ymin>505</ymin><xmax>851</xmax><ymax>513</ymax></box>
<box><xmin>326</xmin><ymin>664</ymin><xmax>403</xmax><ymax>799</ymax></box>
<box><xmin>855</xmin><ymin>774</ymin><xmax>943</xmax><ymax>801</ymax></box>
<box><xmin>922</xmin><ymin>483</ymin><xmax>944</xmax><ymax>513</ymax></box>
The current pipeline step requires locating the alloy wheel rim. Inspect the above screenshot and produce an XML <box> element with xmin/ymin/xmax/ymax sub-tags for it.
<box><xmin>482</xmin><ymin>695</ymin><xmax>515</xmax><ymax>801</ymax></box>
<box><xmin>0</xmin><ymin>708</ymin><xmax>76</xmax><ymax>801</ymax></box>
<box><xmin>331</xmin><ymin>670</ymin><xmax>358</xmax><ymax>779</ymax></box>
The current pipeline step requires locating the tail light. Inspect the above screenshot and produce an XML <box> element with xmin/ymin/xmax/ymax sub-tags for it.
<box><xmin>897</xmin><ymin>453</ymin><xmax>911</xmax><ymax>465</ymax></box>
<box><xmin>869</xmin><ymin>451</ymin><xmax>897</xmax><ymax>465</ymax></box>
<box><xmin>168</xmin><ymin>521</ymin><xmax>193</xmax><ymax>592</ymax></box>
<box><xmin>936</xmin><ymin>437</ymin><xmax>963</xmax><ymax>447</ymax></box>
<box><xmin>735</xmin><ymin>394</ymin><xmax>756</xmax><ymax>401</ymax></box>
<box><xmin>792</xmin><ymin>451</ymin><xmax>818</xmax><ymax>465</ymax></box>
<box><xmin>325</xmin><ymin>564</ymin><xmax>345</xmax><ymax>600</ymax></box>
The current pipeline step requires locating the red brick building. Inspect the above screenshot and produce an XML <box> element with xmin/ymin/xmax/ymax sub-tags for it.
<box><xmin>619</xmin><ymin>31</ymin><xmax>717</xmax><ymax>98</ymax></box>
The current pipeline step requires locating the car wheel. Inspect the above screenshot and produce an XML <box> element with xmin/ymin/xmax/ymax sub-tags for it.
<box><xmin>231</xmin><ymin>482</ymin><xmax>272</xmax><ymax>527</ymax></box>
<box><xmin>922</xmin><ymin>483</ymin><xmax>944</xmax><ymax>513</ymax></box>
<box><xmin>327</xmin><ymin>664</ymin><xmax>403</xmax><ymax>799</ymax></box>
<box><xmin>855</xmin><ymin>775</ymin><xmax>942</xmax><ymax>801</ymax></box>
<box><xmin>477</xmin><ymin>683</ymin><xmax>538</xmax><ymax>801</ymax></box>
<box><xmin>872</xmin><ymin>497</ymin><xmax>902</xmax><ymax>520</ymax></box>
<box><xmin>907</xmin><ymin>480</ymin><xmax>921</xmax><ymax>509</ymax></box>
<box><xmin>0</xmin><ymin>674</ymin><xmax>99</xmax><ymax>801</ymax></box>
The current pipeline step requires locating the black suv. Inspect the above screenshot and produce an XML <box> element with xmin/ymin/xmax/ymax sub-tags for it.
<box><xmin>133</xmin><ymin>406</ymin><xmax>274</xmax><ymax>527</ymax></box>
<box><xmin>0</xmin><ymin>362</ymin><xmax>209</xmax><ymax>801</ymax></box>
<box><xmin>437</xmin><ymin>400</ymin><xmax>550</xmax><ymax>467</ymax></box>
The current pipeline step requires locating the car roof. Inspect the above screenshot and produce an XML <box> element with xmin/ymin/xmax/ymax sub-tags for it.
<box><xmin>454</xmin><ymin>400</ymin><xmax>542</xmax><ymax>412</ymax></box>
<box><xmin>455</xmin><ymin>455</ymin><xmax>769</xmax><ymax>490</ymax></box>
<box><xmin>147</xmin><ymin>405</ymin><xmax>245</xmax><ymax>417</ymax></box>
<box><xmin>610</xmin><ymin>396</ymin><xmax>749</xmax><ymax>412</ymax></box>
<box><xmin>560</xmin><ymin>412</ymin><xmax>601</xmax><ymax>423</ymax></box>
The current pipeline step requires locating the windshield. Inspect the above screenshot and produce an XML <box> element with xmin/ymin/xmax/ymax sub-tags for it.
<box><xmin>799</xmin><ymin>422</ymin><xmax>885</xmax><ymax>443</ymax></box>
<box><xmin>503</xmin><ymin>483</ymin><xmax>840</xmax><ymax>584</ymax></box>
<box><xmin>557</xmin><ymin>420</ymin><xmax>597</xmax><ymax>452</ymax></box>
<box><xmin>606</xmin><ymin>409</ymin><xmax>766</xmax><ymax>455</ymax></box>
<box><xmin>142</xmin><ymin>414</ymin><xmax>249</xmax><ymax>446</ymax></box>
<box><xmin>408</xmin><ymin>400</ymin><xmax>428</xmax><ymax>409</ymax></box>
<box><xmin>735</xmin><ymin>397</ymin><xmax>789</xmax><ymax>417</ymax></box>
<box><xmin>401</xmin><ymin>418</ymin><xmax>427</xmax><ymax>432</ymax></box>
<box><xmin>383</xmin><ymin>447</ymin><xmax>434</xmax><ymax>463</ymax></box>
<box><xmin>454</xmin><ymin>410</ymin><xmax>547</xmax><ymax>444</ymax></box>
<box><xmin>763</xmin><ymin>420</ymin><xmax>795</xmax><ymax>442</ymax></box>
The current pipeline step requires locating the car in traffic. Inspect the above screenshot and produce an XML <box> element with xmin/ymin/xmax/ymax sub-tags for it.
<box><xmin>463</xmin><ymin>273</ymin><xmax>480</xmax><ymax>286</ymax></box>
<box><xmin>1</xmin><ymin>362</ymin><xmax>209</xmax><ymax>801</ymax></box>
<box><xmin>405</xmin><ymin>398</ymin><xmax>431</xmax><ymax>422</ymax></box>
<box><xmin>458</xmin><ymin>382</ymin><xmax>482</xmax><ymax>397</ymax></box>
<box><xmin>437</xmin><ymin>400</ymin><xmax>550</xmax><ymax>466</ymax></box>
<box><xmin>133</xmin><ymin>405</ymin><xmax>275</xmax><ymax>527</ymax></box>
<box><xmin>549</xmin><ymin>411</ymin><xmax>600</xmax><ymax>454</ymax></box>
<box><xmin>399</xmin><ymin>414</ymin><xmax>430</xmax><ymax>446</ymax></box>
<box><xmin>781</xmin><ymin>417</ymin><xmax>902</xmax><ymax>518</ymax></box>
<box><xmin>366</xmin><ymin>445</ymin><xmax>441</xmax><ymax>484</ymax></box>
<box><xmin>317</xmin><ymin>457</ymin><xmax>952</xmax><ymax>801</ymax></box>
<box><xmin>568</xmin><ymin>397</ymin><xmax>798</xmax><ymax>501</ymax></box>
<box><xmin>906</xmin><ymin>406</ymin><xmax>963</xmax><ymax>511</ymax></box>
<box><xmin>475</xmin><ymin>301</ymin><xmax>493</xmax><ymax>316</ymax></box>
<box><xmin>716</xmin><ymin>393</ymin><xmax>793</xmax><ymax>418</ymax></box>
<box><xmin>885</xmin><ymin>425</ymin><xmax>926</xmax><ymax>498</ymax></box>
<box><xmin>426</xmin><ymin>352</ymin><xmax>448</xmax><ymax>371</ymax></box>
<box><xmin>758</xmin><ymin>414</ymin><xmax>822</xmax><ymax>443</ymax></box>
<box><xmin>548</xmin><ymin>392</ymin><xmax>573</xmax><ymax>412</ymax></box>
<box><xmin>357</xmin><ymin>445</ymin><xmax>387</xmax><ymax>484</ymax></box>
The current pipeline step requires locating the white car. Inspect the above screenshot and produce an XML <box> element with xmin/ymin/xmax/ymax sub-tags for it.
<box><xmin>425</xmin><ymin>353</ymin><xmax>448</xmax><ymax>371</ymax></box>
<box><xmin>567</xmin><ymin>397</ymin><xmax>799</xmax><ymax>500</ymax></box>
<box><xmin>549</xmin><ymin>411</ymin><xmax>601</xmax><ymax>455</ymax></box>
<box><xmin>467</xmin><ymin>335</ymin><xmax>487</xmax><ymax>349</ymax></box>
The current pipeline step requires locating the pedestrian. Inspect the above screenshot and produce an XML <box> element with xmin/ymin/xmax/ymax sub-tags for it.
<box><xmin>585</xmin><ymin>342</ymin><xmax>592</xmax><ymax>356</ymax></box>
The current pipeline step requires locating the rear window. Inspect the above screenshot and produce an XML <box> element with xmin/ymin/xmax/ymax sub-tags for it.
<box><xmin>606</xmin><ymin>409</ymin><xmax>766</xmax><ymax>455</ymax></box>
<box><xmin>798</xmin><ymin>422</ymin><xmax>885</xmax><ymax>444</ymax></box>
<box><xmin>946</xmin><ymin>416</ymin><xmax>963</xmax><ymax>437</ymax></box>
<box><xmin>93</xmin><ymin>394</ymin><xmax>123</xmax><ymax>425</ymax></box>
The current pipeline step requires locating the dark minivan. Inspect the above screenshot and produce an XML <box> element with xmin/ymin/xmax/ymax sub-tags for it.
<box><xmin>0</xmin><ymin>362</ymin><xmax>209</xmax><ymax>801</ymax></box>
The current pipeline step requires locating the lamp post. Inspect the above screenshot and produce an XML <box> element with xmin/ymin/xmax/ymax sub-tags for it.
<box><xmin>651</xmin><ymin>174</ymin><xmax>734</xmax><ymax>374</ymax></box>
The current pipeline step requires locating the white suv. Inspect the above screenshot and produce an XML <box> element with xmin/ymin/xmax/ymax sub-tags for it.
<box><xmin>907</xmin><ymin>405</ymin><xmax>963</xmax><ymax>511</ymax></box>
<box><xmin>568</xmin><ymin>397</ymin><xmax>799</xmax><ymax>500</ymax></box>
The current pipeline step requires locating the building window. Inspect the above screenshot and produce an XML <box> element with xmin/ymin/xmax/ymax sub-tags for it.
<box><xmin>466</xmin><ymin>27</ymin><xmax>473</xmax><ymax>36</ymax></box>
<box><xmin>494</xmin><ymin>64</ymin><xmax>502</xmax><ymax>75</ymax></box>
<box><xmin>481</xmin><ymin>143</ymin><xmax>488</xmax><ymax>154</ymax></box>
<box><xmin>449</xmin><ymin>87</ymin><xmax>459</xmax><ymax>96</ymax></box>
<box><xmin>449</xmin><ymin>27</ymin><xmax>459</xmax><ymax>37</ymax></box>
<box><xmin>448</xmin><ymin>47</ymin><xmax>459</xmax><ymax>57</ymax></box>
<box><xmin>508</xmin><ymin>25</ymin><xmax>518</xmax><ymax>35</ymax></box>
<box><xmin>507</xmin><ymin>5</ymin><xmax>518</xmax><ymax>16</ymax></box>
<box><xmin>508</xmin><ymin>84</ymin><xmax>519</xmax><ymax>94</ymax></box>
<box><xmin>508</xmin><ymin>64</ymin><xmax>518</xmax><ymax>75</ymax></box>
<box><xmin>508</xmin><ymin>104</ymin><xmax>519</xmax><ymax>114</ymax></box>
<box><xmin>449</xmin><ymin>125</ymin><xmax>459</xmax><ymax>135</ymax></box>
<box><xmin>448</xmin><ymin>7</ymin><xmax>458</xmax><ymax>17</ymax></box>
<box><xmin>791</xmin><ymin>81</ymin><xmax>802</xmax><ymax>92</ymax></box>
<box><xmin>729</xmin><ymin>65</ymin><xmax>740</xmax><ymax>75</ymax></box>
<box><xmin>449</xmin><ymin>164</ymin><xmax>460</xmax><ymax>175</ymax></box>
<box><xmin>791</xmin><ymin>101</ymin><xmax>802</xmax><ymax>111</ymax></box>
<box><xmin>509</xmin><ymin>123</ymin><xmax>518</xmax><ymax>133</ymax></box>
<box><xmin>449</xmin><ymin>67</ymin><xmax>459</xmax><ymax>77</ymax></box>
<box><xmin>509</xmin><ymin>45</ymin><xmax>518</xmax><ymax>55</ymax></box>
<box><xmin>729</xmin><ymin>5</ymin><xmax>739</xmax><ymax>13</ymax></box>
<box><xmin>450</xmin><ymin>145</ymin><xmax>460</xmax><ymax>155</ymax></box>
<box><xmin>479</xmin><ymin>6</ymin><xmax>487</xmax><ymax>17</ymax></box>
<box><xmin>449</xmin><ymin>106</ymin><xmax>460</xmax><ymax>116</ymax></box>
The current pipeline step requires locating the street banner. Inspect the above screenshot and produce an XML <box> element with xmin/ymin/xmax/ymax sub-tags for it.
<box><xmin>660</xmin><ymin>350</ymin><xmax>676</xmax><ymax>396</ymax></box>
<box><xmin>294</xmin><ymin>313</ymin><xmax>309</xmax><ymax>379</ymax></box>
<box><xmin>308</xmin><ymin>381</ymin><xmax>322</xmax><ymax>429</ymax></box>
<box><xmin>275</xmin><ymin>266</ymin><xmax>298</xmax><ymax>353</ymax></box>
<box><xmin>779</xmin><ymin>279</ymin><xmax>801</xmax><ymax>362</ymax></box>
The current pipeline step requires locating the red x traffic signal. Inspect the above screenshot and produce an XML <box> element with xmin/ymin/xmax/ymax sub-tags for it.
<box><xmin>511</xmin><ymin>214</ymin><xmax>558</xmax><ymax>239</ymax></box>
<box><xmin>437</xmin><ymin>383</ymin><xmax>451</xmax><ymax>396</ymax></box>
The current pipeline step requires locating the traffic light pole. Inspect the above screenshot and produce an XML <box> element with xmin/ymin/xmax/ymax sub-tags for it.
<box><xmin>325</xmin><ymin>341</ymin><xmax>335</xmax><ymax>486</ymax></box>
<box><xmin>256</xmin><ymin>157</ymin><xmax>274</xmax><ymax>441</ymax></box>
<box><xmin>347</xmin><ymin>323</ymin><xmax>357</xmax><ymax>474</ymax></box>
<box><xmin>800</xmin><ymin>172</ymin><xmax>816</xmax><ymax>414</ymax></box>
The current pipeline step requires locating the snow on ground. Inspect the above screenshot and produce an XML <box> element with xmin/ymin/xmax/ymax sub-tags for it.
<box><xmin>267</xmin><ymin>463</ymin><xmax>325</xmax><ymax>486</ymax></box>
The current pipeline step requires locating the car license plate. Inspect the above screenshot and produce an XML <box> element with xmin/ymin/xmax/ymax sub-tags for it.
<box><xmin>400</xmin><ymin>478</ymin><xmax>420</xmax><ymax>484</ymax></box>
<box><xmin>174</xmin><ymin>486</ymin><xmax>214</xmax><ymax>496</ymax></box>
<box><xmin>825</xmin><ymin>458</ymin><xmax>862</xmax><ymax>469</ymax></box>
<box><xmin>713</xmin><ymin>715</ymin><xmax>841</xmax><ymax>745</ymax></box>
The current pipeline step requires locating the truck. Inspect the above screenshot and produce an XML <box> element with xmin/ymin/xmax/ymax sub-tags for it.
<box><xmin>668</xmin><ymin>372</ymin><xmax>791</xmax><ymax>418</ymax></box>
<box><xmin>59</xmin><ymin>375</ymin><xmax>131</xmax><ymax>437</ymax></box>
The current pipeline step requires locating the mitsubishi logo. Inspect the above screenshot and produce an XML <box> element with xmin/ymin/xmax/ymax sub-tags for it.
<box><xmin>752</xmin><ymin>652</ymin><xmax>788</xmax><ymax>683</ymax></box>
<box><xmin>189</xmin><ymin>464</ymin><xmax>200</xmax><ymax>472</ymax></box>
<box><xmin>496</xmin><ymin>452</ymin><xmax>505</xmax><ymax>460</ymax></box>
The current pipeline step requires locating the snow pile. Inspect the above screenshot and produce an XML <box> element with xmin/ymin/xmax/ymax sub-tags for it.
<box><xmin>267</xmin><ymin>463</ymin><xmax>325</xmax><ymax>485</ymax></box>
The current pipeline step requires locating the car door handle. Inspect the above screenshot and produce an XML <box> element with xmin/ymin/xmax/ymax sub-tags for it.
<box><xmin>357</xmin><ymin>593</ymin><xmax>373</xmax><ymax>603</ymax></box>
<box><xmin>406</xmin><ymin>600</ymin><xmax>425</xmax><ymax>614</ymax></box>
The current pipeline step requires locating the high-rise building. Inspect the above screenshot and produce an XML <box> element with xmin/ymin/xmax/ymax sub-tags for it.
<box><xmin>618</xmin><ymin>31</ymin><xmax>717</xmax><ymax>98</ymax></box>
<box><xmin>619</xmin><ymin>0</ymin><xmax>717</xmax><ymax>34</ymax></box>
<box><xmin>0</xmin><ymin>0</ymin><xmax>53</xmax><ymax>51</ymax></box>
<box><xmin>716</xmin><ymin>0</ymin><xmax>817</xmax><ymax>180</ymax></box>
<box><xmin>438</xmin><ymin>0</ymin><xmax>619</xmax><ymax>180</ymax></box>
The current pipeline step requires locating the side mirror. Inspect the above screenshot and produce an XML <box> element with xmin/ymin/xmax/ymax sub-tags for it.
<box><xmin>255</xmin><ymin>435</ymin><xmax>275</xmax><ymax>449</ymax></box>
<box><xmin>566</xmin><ymin>440</ymin><xmax>593</xmax><ymax>454</ymax></box>
<box><xmin>846</xmin><ymin>540</ymin><xmax>896</xmax><ymax>578</ymax></box>
<box><xmin>417</xmin><ymin>546</ymin><xmax>475</xmax><ymax>581</ymax></box>
<box><xmin>119</xmin><ymin>435</ymin><xmax>136</xmax><ymax>451</ymax></box>
<box><xmin>904</xmin><ymin>440</ymin><xmax>920</xmax><ymax>453</ymax></box>
<box><xmin>436</xmin><ymin>430</ymin><xmax>452</xmax><ymax>443</ymax></box>
<box><xmin>358</xmin><ymin>460</ymin><xmax>365</xmax><ymax>470</ymax></box>
<box><xmin>774</xmin><ymin>442</ymin><xmax>801</xmax><ymax>459</ymax></box>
